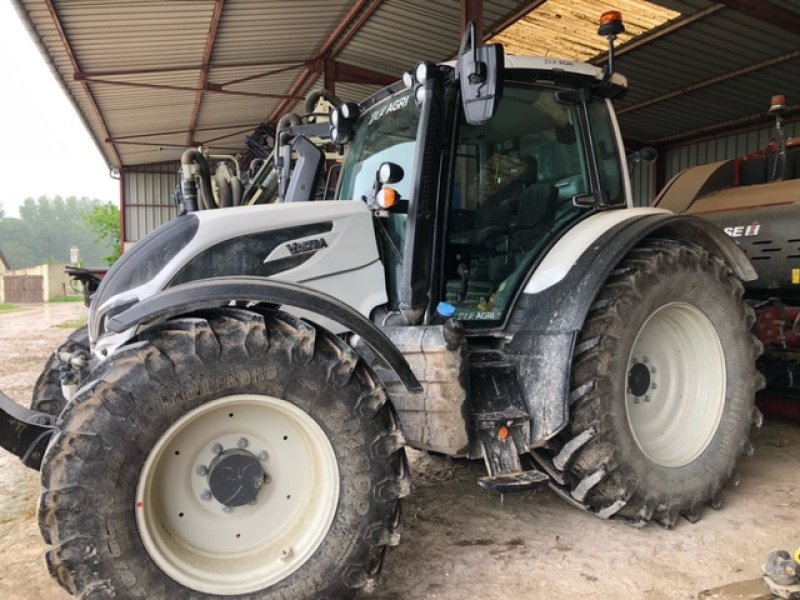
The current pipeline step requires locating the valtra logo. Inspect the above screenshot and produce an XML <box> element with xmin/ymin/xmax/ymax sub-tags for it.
<box><xmin>285</xmin><ymin>238</ymin><xmax>329</xmax><ymax>255</ymax></box>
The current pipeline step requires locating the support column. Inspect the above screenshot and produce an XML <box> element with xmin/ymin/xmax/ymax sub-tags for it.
<box><xmin>461</xmin><ymin>0</ymin><xmax>483</xmax><ymax>36</ymax></box>
<box><xmin>324</xmin><ymin>59</ymin><xmax>336</xmax><ymax>95</ymax></box>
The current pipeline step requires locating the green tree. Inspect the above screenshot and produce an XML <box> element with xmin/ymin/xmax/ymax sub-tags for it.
<box><xmin>83</xmin><ymin>202</ymin><xmax>121</xmax><ymax>265</ymax></box>
<box><xmin>0</xmin><ymin>196</ymin><xmax>115</xmax><ymax>268</ymax></box>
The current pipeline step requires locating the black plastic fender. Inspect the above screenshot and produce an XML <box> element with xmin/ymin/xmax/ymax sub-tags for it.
<box><xmin>505</xmin><ymin>213</ymin><xmax>756</xmax><ymax>446</ymax></box>
<box><xmin>106</xmin><ymin>277</ymin><xmax>423</xmax><ymax>393</ymax></box>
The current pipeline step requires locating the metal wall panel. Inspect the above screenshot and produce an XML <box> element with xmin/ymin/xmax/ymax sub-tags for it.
<box><xmin>631</xmin><ymin>160</ymin><xmax>656</xmax><ymax>206</ymax></box>
<box><xmin>663</xmin><ymin>120</ymin><xmax>800</xmax><ymax>181</ymax></box>
<box><xmin>632</xmin><ymin>119</ymin><xmax>798</xmax><ymax>206</ymax></box>
<box><xmin>122</xmin><ymin>162</ymin><xmax>179</xmax><ymax>243</ymax></box>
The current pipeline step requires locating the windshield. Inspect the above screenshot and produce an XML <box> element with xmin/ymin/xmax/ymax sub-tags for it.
<box><xmin>337</xmin><ymin>89</ymin><xmax>420</xmax><ymax>201</ymax></box>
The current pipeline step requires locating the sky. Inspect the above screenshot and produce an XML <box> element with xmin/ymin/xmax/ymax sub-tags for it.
<box><xmin>0</xmin><ymin>2</ymin><xmax>119</xmax><ymax>218</ymax></box>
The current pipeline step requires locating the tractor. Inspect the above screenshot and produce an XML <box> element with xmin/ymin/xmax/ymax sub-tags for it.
<box><xmin>0</xmin><ymin>14</ymin><xmax>762</xmax><ymax>599</ymax></box>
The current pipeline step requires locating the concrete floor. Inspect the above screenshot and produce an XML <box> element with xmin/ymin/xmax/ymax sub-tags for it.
<box><xmin>0</xmin><ymin>303</ymin><xmax>797</xmax><ymax>600</ymax></box>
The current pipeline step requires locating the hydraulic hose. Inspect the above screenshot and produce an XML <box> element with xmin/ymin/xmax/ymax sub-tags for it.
<box><xmin>303</xmin><ymin>89</ymin><xmax>343</xmax><ymax>115</ymax></box>
<box><xmin>181</xmin><ymin>149</ymin><xmax>215</xmax><ymax>211</ymax></box>
<box><xmin>276</xmin><ymin>113</ymin><xmax>301</xmax><ymax>146</ymax></box>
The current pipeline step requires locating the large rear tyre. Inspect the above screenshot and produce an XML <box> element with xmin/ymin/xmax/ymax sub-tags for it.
<box><xmin>31</xmin><ymin>325</ymin><xmax>89</xmax><ymax>416</ymax></box>
<box><xmin>38</xmin><ymin>308</ymin><xmax>408</xmax><ymax>599</ymax></box>
<box><xmin>541</xmin><ymin>239</ymin><xmax>762</xmax><ymax>527</ymax></box>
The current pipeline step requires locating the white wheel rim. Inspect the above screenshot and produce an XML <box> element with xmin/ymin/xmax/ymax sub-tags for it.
<box><xmin>625</xmin><ymin>302</ymin><xmax>726</xmax><ymax>468</ymax></box>
<box><xmin>135</xmin><ymin>394</ymin><xmax>340</xmax><ymax>595</ymax></box>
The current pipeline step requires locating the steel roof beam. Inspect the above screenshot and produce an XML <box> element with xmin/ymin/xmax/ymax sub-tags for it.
<box><xmin>617</xmin><ymin>48</ymin><xmax>800</xmax><ymax>116</ymax></box>
<box><xmin>110</xmin><ymin>140</ymin><xmax>242</xmax><ymax>152</ymax></box>
<box><xmin>592</xmin><ymin>3</ymin><xmax>726</xmax><ymax>65</ymax></box>
<box><xmin>652</xmin><ymin>103</ymin><xmax>800</xmax><ymax>146</ymax></box>
<box><xmin>267</xmin><ymin>0</ymin><xmax>384</xmax><ymax>124</ymax></box>
<box><xmin>483</xmin><ymin>0</ymin><xmax>547</xmax><ymax>41</ymax></box>
<box><xmin>108</xmin><ymin>123</ymin><xmax>260</xmax><ymax>142</ymax></box>
<box><xmin>81</xmin><ymin>77</ymin><xmax>305</xmax><ymax>101</ymax></box>
<box><xmin>187</xmin><ymin>0</ymin><xmax>225</xmax><ymax>146</ymax></box>
<box><xmin>199</xmin><ymin>126</ymin><xmax>258</xmax><ymax>145</ymax></box>
<box><xmin>715</xmin><ymin>0</ymin><xmax>800</xmax><ymax>34</ymax></box>
<box><xmin>75</xmin><ymin>60</ymin><xmax>307</xmax><ymax>79</ymax></box>
<box><xmin>217</xmin><ymin>62</ymin><xmax>308</xmax><ymax>88</ymax></box>
<box><xmin>309</xmin><ymin>61</ymin><xmax>397</xmax><ymax>87</ymax></box>
<box><xmin>42</xmin><ymin>0</ymin><xmax>121</xmax><ymax>166</ymax></box>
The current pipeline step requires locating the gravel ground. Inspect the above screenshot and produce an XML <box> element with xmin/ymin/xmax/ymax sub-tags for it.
<box><xmin>0</xmin><ymin>302</ymin><xmax>797</xmax><ymax>600</ymax></box>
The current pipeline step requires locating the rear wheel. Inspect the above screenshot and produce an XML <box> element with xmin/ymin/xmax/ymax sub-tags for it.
<box><xmin>39</xmin><ymin>308</ymin><xmax>408</xmax><ymax>599</ymax></box>
<box><xmin>542</xmin><ymin>240</ymin><xmax>762</xmax><ymax>527</ymax></box>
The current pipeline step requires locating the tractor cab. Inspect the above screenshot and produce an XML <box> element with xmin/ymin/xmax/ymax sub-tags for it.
<box><xmin>335</xmin><ymin>38</ymin><xmax>630</xmax><ymax>326</ymax></box>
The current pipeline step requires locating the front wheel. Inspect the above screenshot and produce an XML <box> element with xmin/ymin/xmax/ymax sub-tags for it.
<box><xmin>38</xmin><ymin>308</ymin><xmax>409</xmax><ymax>599</ymax></box>
<box><xmin>541</xmin><ymin>239</ymin><xmax>762</xmax><ymax>527</ymax></box>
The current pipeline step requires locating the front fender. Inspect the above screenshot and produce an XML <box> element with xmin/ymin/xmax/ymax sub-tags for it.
<box><xmin>106</xmin><ymin>277</ymin><xmax>422</xmax><ymax>393</ymax></box>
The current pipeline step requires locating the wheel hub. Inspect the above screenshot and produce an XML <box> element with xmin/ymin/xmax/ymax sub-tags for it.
<box><xmin>627</xmin><ymin>362</ymin><xmax>651</xmax><ymax>397</ymax></box>
<box><xmin>208</xmin><ymin>449</ymin><xmax>266</xmax><ymax>507</ymax></box>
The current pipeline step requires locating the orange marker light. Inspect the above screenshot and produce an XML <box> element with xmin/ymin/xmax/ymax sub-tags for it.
<box><xmin>498</xmin><ymin>425</ymin><xmax>510</xmax><ymax>441</ymax></box>
<box><xmin>599</xmin><ymin>10</ymin><xmax>623</xmax><ymax>25</ymax></box>
<box><xmin>377</xmin><ymin>187</ymin><xmax>397</xmax><ymax>209</ymax></box>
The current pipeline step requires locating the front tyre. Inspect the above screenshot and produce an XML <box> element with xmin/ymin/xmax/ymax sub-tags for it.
<box><xmin>544</xmin><ymin>239</ymin><xmax>762</xmax><ymax>527</ymax></box>
<box><xmin>38</xmin><ymin>309</ymin><xmax>408</xmax><ymax>599</ymax></box>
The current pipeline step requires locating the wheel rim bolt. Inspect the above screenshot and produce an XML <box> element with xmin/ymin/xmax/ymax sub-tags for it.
<box><xmin>651</xmin><ymin>383</ymin><xmax>658</xmax><ymax>390</ymax></box>
<box><xmin>642</xmin><ymin>356</ymin><xmax>649</xmax><ymax>364</ymax></box>
<box><xmin>650</xmin><ymin>366</ymin><xmax>657</xmax><ymax>374</ymax></box>
<box><xmin>223</xmin><ymin>506</ymin><xmax>233</xmax><ymax>513</ymax></box>
<box><xmin>200</xmin><ymin>490</ymin><xmax>212</xmax><ymax>501</ymax></box>
<box><xmin>264</xmin><ymin>474</ymin><xmax>272</xmax><ymax>484</ymax></box>
<box><xmin>195</xmin><ymin>465</ymin><xmax>208</xmax><ymax>476</ymax></box>
<box><xmin>237</xmin><ymin>437</ymin><xmax>249</xmax><ymax>449</ymax></box>
<box><xmin>258</xmin><ymin>450</ymin><xmax>269</xmax><ymax>461</ymax></box>
<box><xmin>211</xmin><ymin>443</ymin><xmax>223</xmax><ymax>455</ymax></box>
<box><xmin>281</xmin><ymin>548</ymin><xmax>293</xmax><ymax>561</ymax></box>
<box><xmin>644</xmin><ymin>395</ymin><xmax>651</xmax><ymax>402</ymax></box>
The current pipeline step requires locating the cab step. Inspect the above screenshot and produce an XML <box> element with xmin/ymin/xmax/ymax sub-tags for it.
<box><xmin>478</xmin><ymin>469</ymin><xmax>549</xmax><ymax>494</ymax></box>
<box><xmin>472</xmin><ymin>407</ymin><xmax>548</xmax><ymax>494</ymax></box>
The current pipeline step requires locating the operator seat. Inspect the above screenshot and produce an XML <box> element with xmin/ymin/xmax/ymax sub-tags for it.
<box><xmin>507</xmin><ymin>183</ymin><xmax>558</xmax><ymax>251</ymax></box>
<box><xmin>476</xmin><ymin>156</ymin><xmax>540</xmax><ymax>247</ymax></box>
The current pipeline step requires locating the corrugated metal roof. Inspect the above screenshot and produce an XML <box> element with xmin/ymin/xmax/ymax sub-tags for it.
<box><xmin>15</xmin><ymin>0</ymin><xmax>800</xmax><ymax>168</ymax></box>
<box><xmin>15</xmin><ymin>0</ymin><xmax>539</xmax><ymax>166</ymax></box>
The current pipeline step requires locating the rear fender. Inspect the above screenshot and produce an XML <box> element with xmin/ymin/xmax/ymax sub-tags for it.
<box><xmin>507</xmin><ymin>209</ymin><xmax>755</xmax><ymax>446</ymax></box>
<box><xmin>104</xmin><ymin>277</ymin><xmax>422</xmax><ymax>393</ymax></box>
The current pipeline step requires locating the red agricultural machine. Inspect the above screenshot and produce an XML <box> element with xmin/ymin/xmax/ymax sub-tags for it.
<box><xmin>654</xmin><ymin>94</ymin><xmax>800</xmax><ymax>419</ymax></box>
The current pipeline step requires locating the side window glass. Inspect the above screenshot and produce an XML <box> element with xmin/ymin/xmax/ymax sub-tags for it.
<box><xmin>445</xmin><ymin>85</ymin><xmax>588</xmax><ymax>322</ymax></box>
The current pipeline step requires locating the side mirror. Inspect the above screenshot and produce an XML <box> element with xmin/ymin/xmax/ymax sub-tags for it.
<box><xmin>456</xmin><ymin>21</ymin><xmax>504</xmax><ymax>125</ymax></box>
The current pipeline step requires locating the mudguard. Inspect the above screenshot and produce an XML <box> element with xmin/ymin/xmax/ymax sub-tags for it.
<box><xmin>106</xmin><ymin>276</ymin><xmax>423</xmax><ymax>393</ymax></box>
<box><xmin>506</xmin><ymin>210</ymin><xmax>756</xmax><ymax>447</ymax></box>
